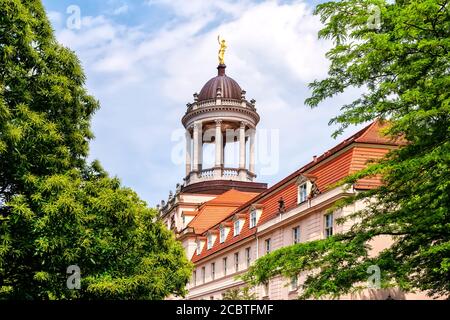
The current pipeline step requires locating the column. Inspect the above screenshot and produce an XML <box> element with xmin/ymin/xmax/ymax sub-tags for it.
<box><xmin>185</xmin><ymin>129</ymin><xmax>192</xmax><ymax>176</ymax></box>
<box><xmin>192</xmin><ymin>122</ymin><xmax>199</xmax><ymax>172</ymax></box>
<box><xmin>239</xmin><ymin>122</ymin><xmax>246</xmax><ymax>170</ymax></box>
<box><xmin>222</xmin><ymin>134</ymin><xmax>225</xmax><ymax>167</ymax></box>
<box><xmin>197</xmin><ymin>122</ymin><xmax>203</xmax><ymax>172</ymax></box>
<box><xmin>215</xmin><ymin>120</ymin><xmax>223</xmax><ymax>167</ymax></box>
<box><xmin>214</xmin><ymin>120</ymin><xmax>223</xmax><ymax>179</ymax></box>
<box><xmin>249</xmin><ymin>127</ymin><xmax>255</xmax><ymax>175</ymax></box>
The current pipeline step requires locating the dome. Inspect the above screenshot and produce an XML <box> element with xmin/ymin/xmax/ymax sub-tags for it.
<box><xmin>197</xmin><ymin>65</ymin><xmax>242</xmax><ymax>101</ymax></box>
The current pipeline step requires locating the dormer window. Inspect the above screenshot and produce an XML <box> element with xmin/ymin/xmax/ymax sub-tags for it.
<box><xmin>207</xmin><ymin>234</ymin><xmax>213</xmax><ymax>250</ymax></box>
<box><xmin>250</xmin><ymin>210</ymin><xmax>257</xmax><ymax>228</ymax></box>
<box><xmin>196</xmin><ymin>240</ymin><xmax>201</xmax><ymax>255</ymax></box>
<box><xmin>220</xmin><ymin>226</ymin><xmax>226</xmax><ymax>243</ymax></box>
<box><xmin>298</xmin><ymin>183</ymin><xmax>308</xmax><ymax>203</ymax></box>
<box><xmin>206</xmin><ymin>231</ymin><xmax>217</xmax><ymax>250</ymax></box>
<box><xmin>248</xmin><ymin>204</ymin><xmax>262</xmax><ymax>229</ymax></box>
<box><xmin>234</xmin><ymin>220</ymin><xmax>241</xmax><ymax>236</ymax></box>
<box><xmin>232</xmin><ymin>213</ymin><xmax>246</xmax><ymax>237</ymax></box>
<box><xmin>296</xmin><ymin>174</ymin><xmax>319</xmax><ymax>204</ymax></box>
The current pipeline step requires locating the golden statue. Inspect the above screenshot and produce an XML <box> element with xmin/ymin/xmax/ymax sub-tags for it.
<box><xmin>217</xmin><ymin>35</ymin><xmax>227</xmax><ymax>65</ymax></box>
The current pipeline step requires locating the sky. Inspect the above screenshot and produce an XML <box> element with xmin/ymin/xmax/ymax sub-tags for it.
<box><xmin>42</xmin><ymin>0</ymin><xmax>365</xmax><ymax>207</ymax></box>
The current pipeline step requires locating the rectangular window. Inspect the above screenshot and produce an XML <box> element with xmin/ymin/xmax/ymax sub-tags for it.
<box><xmin>223</xmin><ymin>257</ymin><xmax>227</xmax><ymax>276</ymax></box>
<box><xmin>234</xmin><ymin>220</ymin><xmax>241</xmax><ymax>236</ymax></box>
<box><xmin>193</xmin><ymin>270</ymin><xmax>197</xmax><ymax>286</ymax></box>
<box><xmin>292</xmin><ymin>226</ymin><xmax>300</xmax><ymax>244</ymax></box>
<box><xmin>211</xmin><ymin>263</ymin><xmax>215</xmax><ymax>280</ymax></box>
<box><xmin>325</xmin><ymin>213</ymin><xmax>334</xmax><ymax>238</ymax></box>
<box><xmin>220</xmin><ymin>226</ymin><xmax>225</xmax><ymax>243</ymax></box>
<box><xmin>234</xmin><ymin>252</ymin><xmax>239</xmax><ymax>272</ymax></box>
<box><xmin>250</xmin><ymin>210</ymin><xmax>257</xmax><ymax>228</ymax></box>
<box><xmin>265</xmin><ymin>238</ymin><xmax>271</xmax><ymax>254</ymax></box>
<box><xmin>201</xmin><ymin>266</ymin><xmax>206</xmax><ymax>283</ymax></box>
<box><xmin>298</xmin><ymin>183</ymin><xmax>308</xmax><ymax>203</ymax></box>
<box><xmin>263</xmin><ymin>282</ymin><xmax>269</xmax><ymax>297</ymax></box>
<box><xmin>245</xmin><ymin>247</ymin><xmax>251</xmax><ymax>267</ymax></box>
<box><xmin>207</xmin><ymin>235</ymin><xmax>213</xmax><ymax>250</ymax></box>
<box><xmin>196</xmin><ymin>240</ymin><xmax>201</xmax><ymax>255</ymax></box>
<box><xmin>290</xmin><ymin>276</ymin><xmax>298</xmax><ymax>291</ymax></box>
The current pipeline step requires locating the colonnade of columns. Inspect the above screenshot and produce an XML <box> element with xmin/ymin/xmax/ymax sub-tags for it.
<box><xmin>185</xmin><ymin>120</ymin><xmax>256</xmax><ymax>181</ymax></box>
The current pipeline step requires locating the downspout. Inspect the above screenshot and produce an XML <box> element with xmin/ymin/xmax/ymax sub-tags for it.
<box><xmin>255</xmin><ymin>229</ymin><xmax>259</xmax><ymax>260</ymax></box>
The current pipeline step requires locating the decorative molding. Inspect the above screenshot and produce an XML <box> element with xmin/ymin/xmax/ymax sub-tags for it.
<box><xmin>249</xmin><ymin>203</ymin><xmax>264</xmax><ymax>211</ymax></box>
<box><xmin>232</xmin><ymin>213</ymin><xmax>247</xmax><ymax>221</ymax></box>
<box><xmin>182</xmin><ymin>104</ymin><xmax>260</xmax><ymax>128</ymax></box>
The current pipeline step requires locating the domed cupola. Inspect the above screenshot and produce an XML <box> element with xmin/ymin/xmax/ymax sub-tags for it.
<box><xmin>181</xmin><ymin>38</ymin><xmax>263</xmax><ymax>192</ymax></box>
<box><xmin>197</xmin><ymin>65</ymin><xmax>243</xmax><ymax>101</ymax></box>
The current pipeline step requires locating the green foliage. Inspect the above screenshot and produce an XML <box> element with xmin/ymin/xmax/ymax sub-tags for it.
<box><xmin>221</xmin><ymin>286</ymin><xmax>257</xmax><ymax>300</ymax></box>
<box><xmin>3</xmin><ymin>170</ymin><xmax>192</xmax><ymax>299</ymax></box>
<box><xmin>244</xmin><ymin>0</ymin><xmax>449</xmax><ymax>299</ymax></box>
<box><xmin>0</xmin><ymin>0</ymin><xmax>192</xmax><ymax>299</ymax></box>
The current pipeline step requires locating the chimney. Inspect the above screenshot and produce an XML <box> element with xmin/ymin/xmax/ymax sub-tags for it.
<box><xmin>278</xmin><ymin>197</ymin><xmax>285</xmax><ymax>214</ymax></box>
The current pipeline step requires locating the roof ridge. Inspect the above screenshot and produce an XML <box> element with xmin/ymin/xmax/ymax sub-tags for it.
<box><xmin>355</xmin><ymin>119</ymin><xmax>380</xmax><ymax>143</ymax></box>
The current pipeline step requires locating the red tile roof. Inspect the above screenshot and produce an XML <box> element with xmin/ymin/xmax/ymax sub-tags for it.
<box><xmin>187</xmin><ymin>189</ymin><xmax>260</xmax><ymax>235</ymax></box>
<box><xmin>190</xmin><ymin>120</ymin><xmax>400</xmax><ymax>263</ymax></box>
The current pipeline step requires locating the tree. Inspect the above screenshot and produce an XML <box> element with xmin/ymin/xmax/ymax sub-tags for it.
<box><xmin>222</xmin><ymin>286</ymin><xmax>257</xmax><ymax>300</ymax></box>
<box><xmin>243</xmin><ymin>0</ymin><xmax>449</xmax><ymax>299</ymax></box>
<box><xmin>0</xmin><ymin>0</ymin><xmax>192</xmax><ymax>299</ymax></box>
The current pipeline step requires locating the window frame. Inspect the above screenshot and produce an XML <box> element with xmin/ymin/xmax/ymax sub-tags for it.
<box><xmin>263</xmin><ymin>282</ymin><xmax>269</xmax><ymax>297</ymax></box>
<box><xmin>211</xmin><ymin>262</ymin><xmax>215</xmax><ymax>280</ymax></box>
<box><xmin>324</xmin><ymin>213</ymin><xmax>334</xmax><ymax>238</ymax></box>
<box><xmin>234</xmin><ymin>252</ymin><xmax>239</xmax><ymax>272</ymax></box>
<box><xmin>292</xmin><ymin>226</ymin><xmax>300</xmax><ymax>244</ymax></box>
<box><xmin>265</xmin><ymin>238</ymin><xmax>271</xmax><ymax>254</ymax></box>
<box><xmin>298</xmin><ymin>183</ymin><xmax>308</xmax><ymax>203</ymax></box>
<box><xmin>223</xmin><ymin>257</ymin><xmax>227</xmax><ymax>276</ymax></box>
<box><xmin>196</xmin><ymin>240</ymin><xmax>201</xmax><ymax>255</ymax></box>
<box><xmin>219</xmin><ymin>226</ymin><xmax>226</xmax><ymax>243</ymax></box>
<box><xmin>193</xmin><ymin>270</ymin><xmax>197</xmax><ymax>286</ymax></box>
<box><xmin>290</xmin><ymin>275</ymin><xmax>298</xmax><ymax>291</ymax></box>
<box><xmin>250</xmin><ymin>210</ymin><xmax>257</xmax><ymax>228</ymax></box>
<box><xmin>207</xmin><ymin>234</ymin><xmax>213</xmax><ymax>250</ymax></box>
<box><xmin>245</xmin><ymin>247</ymin><xmax>251</xmax><ymax>268</ymax></box>
<box><xmin>234</xmin><ymin>219</ymin><xmax>241</xmax><ymax>236</ymax></box>
<box><xmin>201</xmin><ymin>266</ymin><xmax>206</xmax><ymax>283</ymax></box>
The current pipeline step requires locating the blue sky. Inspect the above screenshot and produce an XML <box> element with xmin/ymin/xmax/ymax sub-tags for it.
<box><xmin>42</xmin><ymin>0</ymin><xmax>365</xmax><ymax>207</ymax></box>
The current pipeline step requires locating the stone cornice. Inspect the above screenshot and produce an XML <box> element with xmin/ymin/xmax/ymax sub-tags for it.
<box><xmin>182</xmin><ymin>104</ymin><xmax>260</xmax><ymax>128</ymax></box>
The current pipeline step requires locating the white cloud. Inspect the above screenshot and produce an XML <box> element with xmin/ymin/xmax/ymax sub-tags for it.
<box><xmin>47</xmin><ymin>10</ymin><xmax>62</xmax><ymax>28</ymax></box>
<box><xmin>113</xmin><ymin>4</ymin><xmax>129</xmax><ymax>15</ymax></box>
<box><xmin>51</xmin><ymin>0</ymin><xmax>365</xmax><ymax>206</ymax></box>
<box><xmin>144</xmin><ymin>0</ymin><xmax>250</xmax><ymax>19</ymax></box>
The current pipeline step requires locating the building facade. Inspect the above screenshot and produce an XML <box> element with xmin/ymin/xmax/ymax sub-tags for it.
<box><xmin>159</xmin><ymin>61</ymin><xmax>428</xmax><ymax>300</ymax></box>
